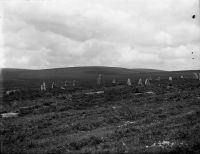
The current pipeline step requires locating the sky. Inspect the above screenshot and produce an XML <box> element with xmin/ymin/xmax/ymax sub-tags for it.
<box><xmin>0</xmin><ymin>0</ymin><xmax>200</xmax><ymax>71</ymax></box>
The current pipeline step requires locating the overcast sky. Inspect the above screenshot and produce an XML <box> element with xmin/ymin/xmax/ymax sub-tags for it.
<box><xmin>0</xmin><ymin>0</ymin><xmax>200</xmax><ymax>70</ymax></box>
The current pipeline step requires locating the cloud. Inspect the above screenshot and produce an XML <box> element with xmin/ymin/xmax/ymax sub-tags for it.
<box><xmin>1</xmin><ymin>0</ymin><xmax>200</xmax><ymax>70</ymax></box>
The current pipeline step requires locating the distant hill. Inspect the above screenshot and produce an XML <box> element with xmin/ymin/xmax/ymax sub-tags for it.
<box><xmin>1</xmin><ymin>66</ymin><xmax>164</xmax><ymax>81</ymax></box>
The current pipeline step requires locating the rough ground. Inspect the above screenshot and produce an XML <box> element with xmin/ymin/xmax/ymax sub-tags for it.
<box><xmin>1</xmin><ymin>78</ymin><xmax>200</xmax><ymax>154</ymax></box>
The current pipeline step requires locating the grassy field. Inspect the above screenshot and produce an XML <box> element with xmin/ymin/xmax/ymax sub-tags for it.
<box><xmin>1</xmin><ymin>67</ymin><xmax>200</xmax><ymax>153</ymax></box>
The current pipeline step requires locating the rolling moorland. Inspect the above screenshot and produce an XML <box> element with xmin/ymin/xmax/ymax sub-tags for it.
<box><xmin>1</xmin><ymin>66</ymin><xmax>200</xmax><ymax>154</ymax></box>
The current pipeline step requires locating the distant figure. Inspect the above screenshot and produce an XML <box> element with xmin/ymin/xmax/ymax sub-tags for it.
<box><xmin>127</xmin><ymin>78</ymin><xmax>132</xmax><ymax>86</ymax></box>
<box><xmin>51</xmin><ymin>82</ymin><xmax>55</xmax><ymax>89</ymax></box>
<box><xmin>138</xmin><ymin>78</ymin><xmax>143</xmax><ymax>86</ymax></box>
<box><xmin>72</xmin><ymin>80</ymin><xmax>76</xmax><ymax>87</ymax></box>
<box><xmin>64</xmin><ymin>80</ymin><xmax>67</xmax><ymax>86</ymax></box>
<box><xmin>169</xmin><ymin>77</ymin><xmax>172</xmax><ymax>81</ymax></box>
<box><xmin>97</xmin><ymin>74</ymin><xmax>102</xmax><ymax>85</ymax></box>
<box><xmin>180</xmin><ymin>75</ymin><xmax>184</xmax><ymax>79</ymax></box>
<box><xmin>41</xmin><ymin>82</ymin><xmax>46</xmax><ymax>91</ymax></box>
<box><xmin>112</xmin><ymin>78</ymin><xmax>116</xmax><ymax>85</ymax></box>
<box><xmin>145</xmin><ymin>78</ymin><xmax>150</xmax><ymax>87</ymax></box>
<box><xmin>168</xmin><ymin>77</ymin><xmax>173</xmax><ymax>86</ymax></box>
<box><xmin>192</xmin><ymin>15</ymin><xmax>196</xmax><ymax>19</ymax></box>
<box><xmin>43</xmin><ymin>82</ymin><xmax>46</xmax><ymax>91</ymax></box>
<box><xmin>194</xmin><ymin>73</ymin><xmax>199</xmax><ymax>79</ymax></box>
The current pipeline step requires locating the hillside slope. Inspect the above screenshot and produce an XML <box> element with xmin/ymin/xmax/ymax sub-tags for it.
<box><xmin>1</xmin><ymin>66</ymin><xmax>164</xmax><ymax>80</ymax></box>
